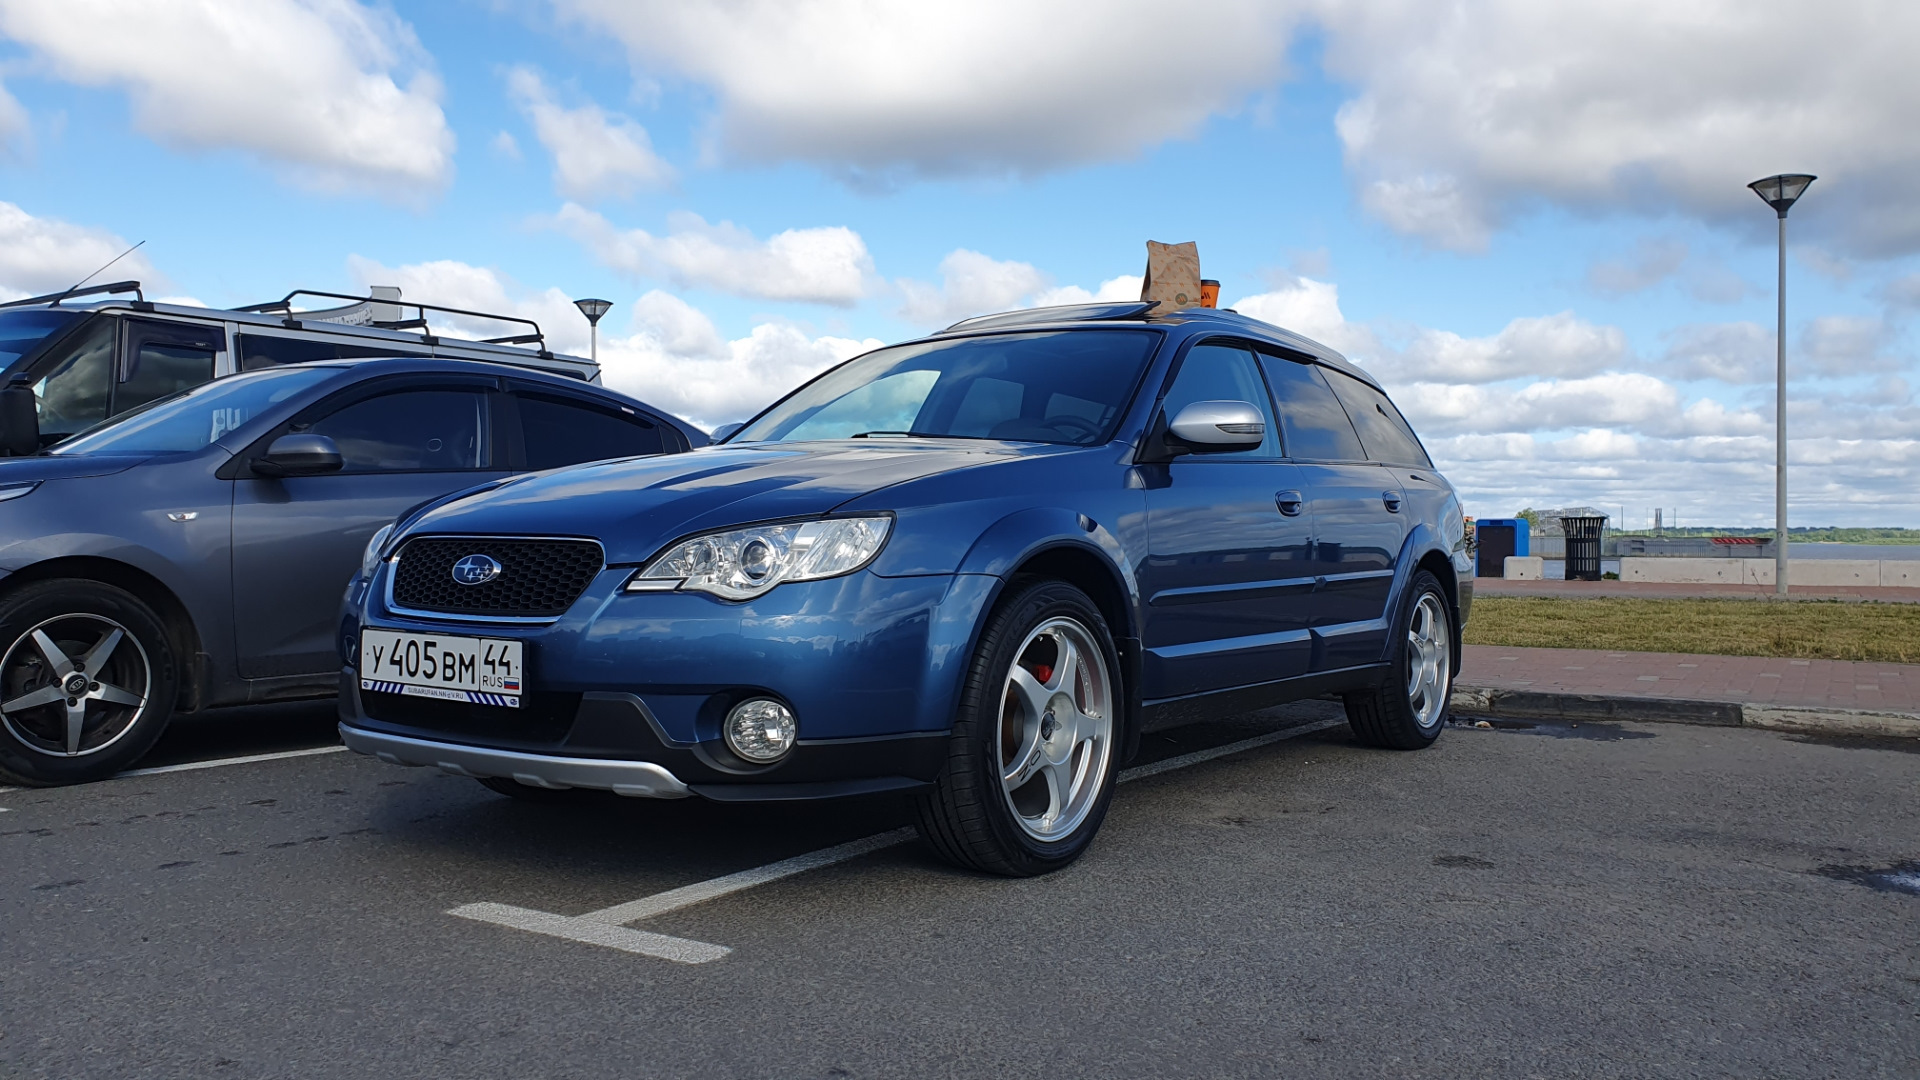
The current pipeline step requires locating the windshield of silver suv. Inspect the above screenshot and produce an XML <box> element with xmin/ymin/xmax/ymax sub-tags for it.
<box><xmin>732</xmin><ymin>329</ymin><xmax>1159</xmax><ymax>445</ymax></box>
<box><xmin>0</xmin><ymin>308</ymin><xmax>82</xmax><ymax>367</ymax></box>
<box><xmin>51</xmin><ymin>365</ymin><xmax>343</xmax><ymax>456</ymax></box>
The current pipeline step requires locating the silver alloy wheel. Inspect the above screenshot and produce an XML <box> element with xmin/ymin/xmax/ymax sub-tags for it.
<box><xmin>1406</xmin><ymin>593</ymin><xmax>1451</xmax><ymax>729</ymax></box>
<box><xmin>996</xmin><ymin>616</ymin><xmax>1114</xmax><ymax>842</ymax></box>
<box><xmin>0</xmin><ymin>614</ymin><xmax>151</xmax><ymax>758</ymax></box>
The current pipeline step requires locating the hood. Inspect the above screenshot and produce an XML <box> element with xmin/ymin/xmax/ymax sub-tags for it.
<box><xmin>0</xmin><ymin>453</ymin><xmax>150</xmax><ymax>483</ymax></box>
<box><xmin>400</xmin><ymin>441</ymin><xmax>1022</xmax><ymax>564</ymax></box>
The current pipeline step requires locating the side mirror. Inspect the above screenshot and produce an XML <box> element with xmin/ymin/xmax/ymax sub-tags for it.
<box><xmin>710</xmin><ymin>422</ymin><xmax>744</xmax><ymax>443</ymax></box>
<box><xmin>252</xmin><ymin>433</ymin><xmax>344</xmax><ymax>477</ymax></box>
<box><xmin>0</xmin><ymin>377</ymin><xmax>40</xmax><ymax>457</ymax></box>
<box><xmin>1167</xmin><ymin>400</ymin><xmax>1266</xmax><ymax>451</ymax></box>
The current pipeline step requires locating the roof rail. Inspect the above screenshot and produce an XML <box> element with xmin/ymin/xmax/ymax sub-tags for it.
<box><xmin>0</xmin><ymin>280</ymin><xmax>146</xmax><ymax>310</ymax></box>
<box><xmin>941</xmin><ymin>300</ymin><xmax>1155</xmax><ymax>334</ymax></box>
<box><xmin>232</xmin><ymin>289</ymin><xmax>550</xmax><ymax>355</ymax></box>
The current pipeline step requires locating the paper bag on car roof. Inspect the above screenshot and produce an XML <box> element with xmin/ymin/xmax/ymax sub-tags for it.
<box><xmin>1139</xmin><ymin>241</ymin><xmax>1202</xmax><ymax>315</ymax></box>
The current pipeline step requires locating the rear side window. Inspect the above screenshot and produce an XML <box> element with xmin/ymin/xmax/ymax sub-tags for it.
<box><xmin>1321</xmin><ymin>368</ymin><xmax>1433</xmax><ymax>468</ymax></box>
<box><xmin>517</xmin><ymin>393</ymin><xmax>666</xmax><ymax>470</ymax></box>
<box><xmin>238</xmin><ymin>334</ymin><xmax>427</xmax><ymax>370</ymax></box>
<box><xmin>1258</xmin><ymin>355</ymin><xmax>1366</xmax><ymax>462</ymax></box>
<box><xmin>306</xmin><ymin>389</ymin><xmax>488</xmax><ymax>472</ymax></box>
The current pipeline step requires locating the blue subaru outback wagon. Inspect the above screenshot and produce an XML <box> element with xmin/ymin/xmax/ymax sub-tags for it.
<box><xmin>339</xmin><ymin>301</ymin><xmax>1471</xmax><ymax>875</ymax></box>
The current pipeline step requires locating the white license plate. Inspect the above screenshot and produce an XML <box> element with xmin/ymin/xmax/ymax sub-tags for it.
<box><xmin>360</xmin><ymin>629</ymin><xmax>523</xmax><ymax>708</ymax></box>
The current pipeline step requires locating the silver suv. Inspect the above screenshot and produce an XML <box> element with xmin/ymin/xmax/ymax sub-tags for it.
<box><xmin>0</xmin><ymin>282</ymin><xmax>598</xmax><ymax>454</ymax></box>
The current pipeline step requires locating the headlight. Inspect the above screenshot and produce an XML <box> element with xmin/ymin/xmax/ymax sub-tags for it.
<box><xmin>626</xmin><ymin>516</ymin><xmax>892</xmax><ymax>600</ymax></box>
<box><xmin>359</xmin><ymin>524</ymin><xmax>394</xmax><ymax>581</ymax></box>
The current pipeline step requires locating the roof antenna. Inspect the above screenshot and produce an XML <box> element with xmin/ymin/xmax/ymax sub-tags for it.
<box><xmin>65</xmin><ymin>239</ymin><xmax>145</xmax><ymax>295</ymax></box>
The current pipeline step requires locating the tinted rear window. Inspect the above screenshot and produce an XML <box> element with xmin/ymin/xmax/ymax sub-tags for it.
<box><xmin>1321</xmin><ymin>368</ymin><xmax>1433</xmax><ymax>468</ymax></box>
<box><xmin>239</xmin><ymin>333</ymin><xmax>427</xmax><ymax>370</ymax></box>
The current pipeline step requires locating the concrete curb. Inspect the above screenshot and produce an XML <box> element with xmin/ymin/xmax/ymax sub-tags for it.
<box><xmin>1451</xmin><ymin>685</ymin><xmax>1920</xmax><ymax>739</ymax></box>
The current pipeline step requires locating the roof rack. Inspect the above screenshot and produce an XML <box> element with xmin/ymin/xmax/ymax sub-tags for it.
<box><xmin>941</xmin><ymin>300</ymin><xmax>1156</xmax><ymax>335</ymax></box>
<box><xmin>0</xmin><ymin>280</ymin><xmax>146</xmax><ymax>310</ymax></box>
<box><xmin>232</xmin><ymin>289</ymin><xmax>550</xmax><ymax>354</ymax></box>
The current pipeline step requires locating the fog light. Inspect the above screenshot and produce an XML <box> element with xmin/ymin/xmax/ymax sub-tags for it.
<box><xmin>724</xmin><ymin>698</ymin><xmax>796</xmax><ymax>762</ymax></box>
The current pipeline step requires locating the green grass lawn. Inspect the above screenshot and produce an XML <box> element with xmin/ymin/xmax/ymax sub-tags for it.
<box><xmin>1462</xmin><ymin>596</ymin><xmax>1920</xmax><ymax>663</ymax></box>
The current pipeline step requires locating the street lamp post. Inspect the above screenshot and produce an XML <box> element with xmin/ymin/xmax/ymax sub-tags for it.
<box><xmin>1747</xmin><ymin>174</ymin><xmax>1816</xmax><ymax>598</ymax></box>
<box><xmin>573</xmin><ymin>298</ymin><xmax>613</xmax><ymax>364</ymax></box>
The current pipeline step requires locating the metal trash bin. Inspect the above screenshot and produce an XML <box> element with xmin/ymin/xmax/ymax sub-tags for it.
<box><xmin>1561</xmin><ymin>515</ymin><xmax>1607</xmax><ymax>581</ymax></box>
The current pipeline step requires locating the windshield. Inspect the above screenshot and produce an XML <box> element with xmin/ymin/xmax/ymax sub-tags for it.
<box><xmin>732</xmin><ymin>329</ymin><xmax>1160</xmax><ymax>445</ymax></box>
<box><xmin>0</xmin><ymin>308</ymin><xmax>82</xmax><ymax>369</ymax></box>
<box><xmin>51</xmin><ymin>366</ymin><xmax>343</xmax><ymax>456</ymax></box>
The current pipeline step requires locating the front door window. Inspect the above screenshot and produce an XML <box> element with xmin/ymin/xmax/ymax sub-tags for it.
<box><xmin>117</xmin><ymin>319</ymin><xmax>222</xmax><ymax>415</ymax></box>
<box><xmin>32</xmin><ymin>317</ymin><xmax>117</xmax><ymax>442</ymax></box>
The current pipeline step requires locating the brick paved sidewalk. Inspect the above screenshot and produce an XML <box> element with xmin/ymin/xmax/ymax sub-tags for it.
<box><xmin>1459</xmin><ymin>644</ymin><xmax>1920</xmax><ymax>714</ymax></box>
<box><xmin>1472</xmin><ymin>578</ymin><xmax>1920</xmax><ymax>603</ymax></box>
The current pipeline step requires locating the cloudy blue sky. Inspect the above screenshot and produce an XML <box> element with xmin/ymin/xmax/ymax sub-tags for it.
<box><xmin>2</xmin><ymin>1</ymin><xmax>1916</xmax><ymax>526</ymax></box>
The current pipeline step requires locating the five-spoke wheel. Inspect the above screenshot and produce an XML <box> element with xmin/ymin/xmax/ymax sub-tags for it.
<box><xmin>996</xmin><ymin>616</ymin><xmax>1114</xmax><ymax>842</ymax></box>
<box><xmin>914</xmin><ymin>579</ymin><xmax>1123</xmax><ymax>876</ymax></box>
<box><xmin>1344</xmin><ymin>569</ymin><xmax>1453</xmax><ymax>750</ymax></box>
<box><xmin>1405</xmin><ymin>591</ymin><xmax>1451</xmax><ymax>730</ymax></box>
<box><xmin>0</xmin><ymin>581</ymin><xmax>177</xmax><ymax>786</ymax></box>
<box><xmin>2</xmin><ymin>615</ymin><xmax>152</xmax><ymax>757</ymax></box>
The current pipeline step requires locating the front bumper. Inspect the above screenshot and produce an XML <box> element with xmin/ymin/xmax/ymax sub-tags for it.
<box><xmin>338</xmin><ymin>678</ymin><xmax>952</xmax><ymax>801</ymax></box>
<box><xmin>340</xmin><ymin>724</ymin><xmax>693</xmax><ymax>798</ymax></box>
<box><xmin>339</xmin><ymin>566</ymin><xmax>999</xmax><ymax>800</ymax></box>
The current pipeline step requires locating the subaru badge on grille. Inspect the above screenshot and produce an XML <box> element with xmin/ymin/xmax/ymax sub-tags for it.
<box><xmin>451</xmin><ymin>554</ymin><xmax>503</xmax><ymax>585</ymax></box>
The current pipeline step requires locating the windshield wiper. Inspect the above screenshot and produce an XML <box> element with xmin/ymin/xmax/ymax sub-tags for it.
<box><xmin>847</xmin><ymin>431</ymin><xmax>1006</xmax><ymax>441</ymax></box>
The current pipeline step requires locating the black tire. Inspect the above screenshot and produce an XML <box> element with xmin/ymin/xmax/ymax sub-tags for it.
<box><xmin>476</xmin><ymin>776</ymin><xmax>602</xmax><ymax>804</ymax></box>
<box><xmin>0</xmin><ymin>580</ymin><xmax>179</xmax><ymax>786</ymax></box>
<box><xmin>911</xmin><ymin>579</ymin><xmax>1123</xmax><ymax>877</ymax></box>
<box><xmin>1344</xmin><ymin>569</ymin><xmax>1453</xmax><ymax>750</ymax></box>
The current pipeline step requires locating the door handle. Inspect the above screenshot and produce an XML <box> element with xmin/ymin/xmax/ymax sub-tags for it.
<box><xmin>1276</xmin><ymin>490</ymin><xmax>1305</xmax><ymax>516</ymax></box>
<box><xmin>1382</xmin><ymin>490</ymin><xmax>1403</xmax><ymax>513</ymax></box>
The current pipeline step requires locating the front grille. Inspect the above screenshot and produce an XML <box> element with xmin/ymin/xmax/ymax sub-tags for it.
<box><xmin>391</xmin><ymin>536</ymin><xmax>603</xmax><ymax>618</ymax></box>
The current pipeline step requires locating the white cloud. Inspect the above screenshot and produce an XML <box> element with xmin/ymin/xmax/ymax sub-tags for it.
<box><xmin>1885</xmin><ymin>273</ymin><xmax>1920</xmax><ymax>310</ymax></box>
<box><xmin>552</xmin><ymin>0</ymin><xmax>1300</xmax><ymax>176</ymax></box>
<box><xmin>1662</xmin><ymin>322</ymin><xmax>1773</xmax><ymax>384</ymax></box>
<box><xmin>490</xmin><ymin>131</ymin><xmax>523</xmax><ymax>161</ymax></box>
<box><xmin>1799</xmin><ymin>315</ymin><xmax>1900</xmax><ymax>376</ymax></box>
<box><xmin>0</xmin><ymin>201</ymin><xmax>159</xmax><ymax>299</ymax></box>
<box><xmin>1031</xmin><ymin>275</ymin><xmax>1144</xmax><ymax>308</ymax></box>
<box><xmin>1316</xmin><ymin>0</ymin><xmax>1920</xmax><ymax>255</ymax></box>
<box><xmin>1229</xmin><ymin>277</ymin><xmax>1370</xmax><ymax>357</ymax></box>
<box><xmin>345</xmin><ymin>255</ymin><xmax>589</xmax><ymax>354</ymax></box>
<box><xmin>1379</xmin><ymin>311</ymin><xmax>1630</xmax><ymax>386</ymax></box>
<box><xmin>0</xmin><ymin>80</ymin><xmax>25</xmax><ymax>153</ymax></box>
<box><xmin>338</xmin><ymin>257</ymin><xmax>872</xmax><ymax>430</ymax></box>
<box><xmin>551</xmin><ymin>204</ymin><xmax>873</xmax><ymax>305</ymax></box>
<box><xmin>0</xmin><ymin>0</ymin><xmax>453</xmax><ymax>194</ymax></box>
<box><xmin>898</xmin><ymin>250</ymin><xmax>1051</xmax><ymax>327</ymax></box>
<box><xmin>600</xmin><ymin>291</ymin><xmax>880</xmax><ymax>428</ymax></box>
<box><xmin>1587</xmin><ymin>239</ymin><xmax>1689</xmax><ymax>296</ymax></box>
<box><xmin>505</xmin><ymin>66</ymin><xmax>672</xmax><ymax>199</ymax></box>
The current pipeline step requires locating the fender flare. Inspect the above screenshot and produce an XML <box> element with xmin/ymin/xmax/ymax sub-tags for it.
<box><xmin>1385</xmin><ymin>522</ymin><xmax>1463</xmax><ymax>669</ymax></box>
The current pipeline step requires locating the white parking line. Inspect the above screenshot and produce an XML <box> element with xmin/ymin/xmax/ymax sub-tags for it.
<box><xmin>449</xmin><ymin>716</ymin><xmax>1344</xmax><ymax>963</ymax></box>
<box><xmin>119</xmin><ymin>745</ymin><xmax>348</xmax><ymax>778</ymax></box>
<box><xmin>0</xmin><ymin>744</ymin><xmax>349</xmax><ymax>799</ymax></box>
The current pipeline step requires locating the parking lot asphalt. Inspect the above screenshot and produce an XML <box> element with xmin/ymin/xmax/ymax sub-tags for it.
<box><xmin>4</xmin><ymin>701</ymin><xmax>1916</xmax><ymax>1079</ymax></box>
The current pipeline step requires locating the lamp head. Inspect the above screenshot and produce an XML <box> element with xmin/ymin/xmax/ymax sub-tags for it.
<box><xmin>573</xmin><ymin>297</ymin><xmax>613</xmax><ymax>326</ymax></box>
<box><xmin>1748</xmin><ymin>174</ymin><xmax>1816</xmax><ymax>217</ymax></box>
